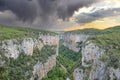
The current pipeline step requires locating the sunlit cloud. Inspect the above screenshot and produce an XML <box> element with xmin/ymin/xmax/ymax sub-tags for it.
<box><xmin>0</xmin><ymin>0</ymin><xmax>120</xmax><ymax>30</ymax></box>
<box><xmin>74</xmin><ymin>0</ymin><xmax>120</xmax><ymax>17</ymax></box>
<box><xmin>64</xmin><ymin>16</ymin><xmax>120</xmax><ymax>31</ymax></box>
<box><xmin>65</xmin><ymin>0</ymin><xmax>120</xmax><ymax>31</ymax></box>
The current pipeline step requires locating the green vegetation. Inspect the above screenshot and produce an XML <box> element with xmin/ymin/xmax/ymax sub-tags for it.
<box><xmin>0</xmin><ymin>24</ymin><xmax>119</xmax><ymax>79</ymax></box>
<box><xmin>66</xmin><ymin>26</ymin><xmax>120</xmax><ymax>69</ymax></box>
<box><xmin>0</xmin><ymin>45</ymin><xmax>56</xmax><ymax>80</ymax></box>
<box><xmin>0</xmin><ymin>25</ymin><xmax>57</xmax><ymax>40</ymax></box>
<box><xmin>43</xmin><ymin>40</ymin><xmax>81</xmax><ymax>80</ymax></box>
<box><xmin>91</xmin><ymin>26</ymin><xmax>120</xmax><ymax>68</ymax></box>
<box><xmin>66</xmin><ymin>28</ymin><xmax>102</xmax><ymax>35</ymax></box>
<box><xmin>66</xmin><ymin>26</ymin><xmax>120</xmax><ymax>35</ymax></box>
<box><xmin>43</xmin><ymin>63</ymin><xmax>67</xmax><ymax>80</ymax></box>
<box><xmin>89</xmin><ymin>26</ymin><xmax>120</xmax><ymax>69</ymax></box>
<box><xmin>58</xmin><ymin>44</ymin><xmax>81</xmax><ymax>74</ymax></box>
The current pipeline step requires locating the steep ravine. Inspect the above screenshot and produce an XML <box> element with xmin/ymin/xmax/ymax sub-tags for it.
<box><xmin>63</xmin><ymin>26</ymin><xmax>120</xmax><ymax>80</ymax></box>
<box><xmin>0</xmin><ymin>26</ymin><xmax>120</xmax><ymax>80</ymax></box>
<box><xmin>42</xmin><ymin>40</ymin><xmax>81</xmax><ymax>80</ymax></box>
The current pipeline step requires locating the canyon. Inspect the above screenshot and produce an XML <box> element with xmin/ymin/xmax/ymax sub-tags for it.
<box><xmin>65</xmin><ymin>35</ymin><xmax>120</xmax><ymax>80</ymax></box>
<box><xmin>62</xmin><ymin>26</ymin><xmax>120</xmax><ymax>80</ymax></box>
<box><xmin>0</xmin><ymin>26</ymin><xmax>120</xmax><ymax>80</ymax></box>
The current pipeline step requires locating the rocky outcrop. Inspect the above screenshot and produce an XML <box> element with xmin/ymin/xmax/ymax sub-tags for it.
<box><xmin>0</xmin><ymin>34</ymin><xmax>59</xmax><ymax>59</ymax></box>
<box><xmin>0</xmin><ymin>34</ymin><xmax>59</xmax><ymax>80</ymax></box>
<box><xmin>73</xmin><ymin>41</ymin><xmax>120</xmax><ymax>80</ymax></box>
<box><xmin>31</xmin><ymin>54</ymin><xmax>57</xmax><ymax>80</ymax></box>
<box><xmin>73</xmin><ymin>68</ymin><xmax>84</xmax><ymax>80</ymax></box>
<box><xmin>63</xmin><ymin>34</ymin><xmax>89</xmax><ymax>52</ymax></box>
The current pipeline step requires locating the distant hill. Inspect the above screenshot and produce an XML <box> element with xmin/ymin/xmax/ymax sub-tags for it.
<box><xmin>89</xmin><ymin>26</ymin><xmax>120</xmax><ymax>48</ymax></box>
<box><xmin>65</xmin><ymin>26</ymin><xmax>120</xmax><ymax>35</ymax></box>
<box><xmin>65</xmin><ymin>25</ymin><xmax>120</xmax><ymax>48</ymax></box>
<box><xmin>0</xmin><ymin>25</ymin><xmax>57</xmax><ymax>40</ymax></box>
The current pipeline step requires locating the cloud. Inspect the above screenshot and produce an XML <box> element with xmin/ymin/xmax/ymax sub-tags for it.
<box><xmin>76</xmin><ymin>8</ymin><xmax>120</xmax><ymax>24</ymax></box>
<box><xmin>64</xmin><ymin>16</ymin><xmax>120</xmax><ymax>31</ymax></box>
<box><xmin>0</xmin><ymin>0</ymin><xmax>101</xmax><ymax>30</ymax></box>
<box><xmin>75</xmin><ymin>0</ymin><xmax>120</xmax><ymax>24</ymax></box>
<box><xmin>57</xmin><ymin>0</ymin><xmax>101</xmax><ymax>20</ymax></box>
<box><xmin>0</xmin><ymin>0</ymin><xmax>38</xmax><ymax>21</ymax></box>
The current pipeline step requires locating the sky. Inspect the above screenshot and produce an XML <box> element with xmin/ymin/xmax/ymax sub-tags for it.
<box><xmin>0</xmin><ymin>0</ymin><xmax>120</xmax><ymax>31</ymax></box>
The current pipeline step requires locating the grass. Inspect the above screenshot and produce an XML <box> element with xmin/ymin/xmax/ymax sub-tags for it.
<box><xmin>0</xmin><ymin>25</ymin><xmax>57</xmax><ymax>40</ymax></box>
<box><xmin>65</xmin><ymin>28</ymin><xmax>102</xmax><ymax>35</ymax></box>
<box><xmin>65</xmin><ymin>26</ymin><xmax>120</xmax><ymax>35</ymax></box>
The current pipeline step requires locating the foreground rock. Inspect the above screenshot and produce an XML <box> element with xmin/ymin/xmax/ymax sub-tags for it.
<box><xmin>0</xmin><ymin>34</ymin><xmax>59</xmax><ymax>80</ymax></box>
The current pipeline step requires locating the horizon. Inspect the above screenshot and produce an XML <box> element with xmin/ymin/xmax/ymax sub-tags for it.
<box><xmin>0</xmin><ymin>0</ymin><xmax>120</xmax><ymax>31</ymax></box>
<box><xmin>1</xmin><ymin>24</ymin><xmax>119</xmax><ymax>32</ymax></box>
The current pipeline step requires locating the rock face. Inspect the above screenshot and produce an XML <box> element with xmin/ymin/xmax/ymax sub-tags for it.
<box><xmin>63</xmin><ymin>34</ymin><xmax>89</xmax><ymax>52</ymax></box>
<box><xmin>73</xmin><ymin>41</ymin><xmax>120</xmax><ymax>80</ymax></box>
<box><xmin>73</xmin><ymin>68</ymin><xmax>84</xmax><ymax>80</ymax></box>
<box><xmin>62</xmin><ymin>33</ymin><xmax>120</xmax><ymax>80</ymax></box>
<box><xmin>0</xmin><ymin>34</ymin><xmax>59</xmax><ymax>80</ymax></box>
<box><xmin>32</xmin><ymin>54</ymin><xmax>57</xmax><ymax>80</ymax></box>
<box><xmin>0</xmin><ymin>34</ymin><xmax>59</xmax><ymax>59</ymax></box>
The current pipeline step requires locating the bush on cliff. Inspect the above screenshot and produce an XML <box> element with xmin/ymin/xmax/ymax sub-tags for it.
<box><xmin>0</xmin><ymin>45</ymin><xmax>56</xmax><ymax>80</ymax></box>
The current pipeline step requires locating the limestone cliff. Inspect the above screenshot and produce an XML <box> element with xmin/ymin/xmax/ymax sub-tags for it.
<box><xmin>63</xmin><ymin>26</ymin><xmax>120</xmax><ymax>80</ymax></box>
<box><xmin>31</xmin><ymin>54</ymin><xmax>57</xmax><ymax>80</ymax></box>
<box><xmin>63</xmin><ymin>34</ymin><xmax>89</xmax><ymax>52</ymax></box>
<box><xmin>0</xmin><ymin>34</ymin><xmax>59</xmax><ymax>80</ymax></box>
<box><xmin>73</xmin><ymin>41</ymin><xmax>120</xmax><ymax>80</ymax></box>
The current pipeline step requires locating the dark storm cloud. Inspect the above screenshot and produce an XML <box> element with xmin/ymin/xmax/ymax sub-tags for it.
<box><xmin>0</xmin><ymin>0</ymin><xmax>37</xmax><ymax>21</ymax></box>
<box><xmin>57</xmin><ymin>0</ymin><xmax>100</xmax><ymax>20</ymax></box>
<box><xmin>76</xmin><ymin>8</ymin><xmax>120</xmax><ymax>24</ymax></box>
<box><xmin>0</xmin><ymin>0</ymin><xmax>101</xmax><ymax>29</ymax></box>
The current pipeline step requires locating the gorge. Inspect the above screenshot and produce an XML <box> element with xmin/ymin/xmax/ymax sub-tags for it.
<box><xmin>0</xmin><ymin>25</ymin><xmax>120</xmax><ymax>80</ymax></box>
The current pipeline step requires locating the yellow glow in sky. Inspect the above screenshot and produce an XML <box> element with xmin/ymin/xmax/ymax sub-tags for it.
<box><xmin>64</xmin><ymin>16</ymin><xmax>120</xmax><ymax>31</ymax></box>
<box><xmin>64</xmin><ymin>0</ymin><xmax>120</xmax><ymax>31</ymax></box>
